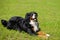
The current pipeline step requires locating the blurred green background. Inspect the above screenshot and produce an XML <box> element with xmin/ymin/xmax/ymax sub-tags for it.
<box><xmin>0</xmin><ymin>0</ymin><xmax>60</xmax><ymax>40</ymax></box>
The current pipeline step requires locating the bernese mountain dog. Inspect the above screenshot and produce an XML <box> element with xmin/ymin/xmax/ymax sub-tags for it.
<box><xmin>1</xmin><ymin>12</ymin><xmax>40</xmax><ymax>35</ymax></box>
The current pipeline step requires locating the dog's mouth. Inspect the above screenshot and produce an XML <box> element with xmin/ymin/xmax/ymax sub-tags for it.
<box><xmin>30</xmin><ymin>17</ymin><xmax>36</xmax><ymax>21</ymax></box>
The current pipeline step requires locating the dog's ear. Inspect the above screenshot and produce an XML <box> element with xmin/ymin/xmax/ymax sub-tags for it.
<box><xmin>25</xmin><ymin>13</ymin><xmax>29</xmax><ymax>18</ymax></box>
<box><xmin>25</xmin><ymin>13</ymin><xmax>30</xmax><ymax>22</ymax></box>
<box><xmin>36</xmin><ymin>13</ymin><xmax>38</xmax><ymax>17</ymax></box>
<box><xmin>25</xmin><ymin>13</ymin><xmax>31</xmax><ymax>19</ymax></box>
<box><xmin>34</xmin><ymin>12</ymin><xmax>38</xmax><ymax>17</ymax></box>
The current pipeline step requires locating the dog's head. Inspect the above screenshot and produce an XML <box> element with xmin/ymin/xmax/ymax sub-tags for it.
<box><xmin>25</xmin><ymin>12</ymin><xmax>38</xmax><ymax>21</ymax></box>
<box><xmin>25</xmin><ymin>12</ymin><xmax>40</xmax><ymax>33</ymax></box>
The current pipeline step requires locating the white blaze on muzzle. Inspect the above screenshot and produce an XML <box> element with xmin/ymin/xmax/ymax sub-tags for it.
<box><xmin>32</xmin><ymin>14</ymin><xmax>36</xmax><ymax>19</ymax></box>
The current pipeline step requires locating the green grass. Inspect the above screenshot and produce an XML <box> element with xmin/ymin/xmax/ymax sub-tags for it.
<box><xmin>0</xmin><ymin>0</ymin><xmax>60</xmax><ymax>40</ymax></box>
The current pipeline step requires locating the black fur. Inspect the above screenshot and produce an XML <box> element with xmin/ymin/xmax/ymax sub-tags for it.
<box><xmin>1</xmin><ymin>20</ymin><xmax>7</xmax><ymax>27</ymax></box>
<box><xmin>1</xmin><ymin>12</ymin><xmax>40</xmax><ymax>35</ymax></box>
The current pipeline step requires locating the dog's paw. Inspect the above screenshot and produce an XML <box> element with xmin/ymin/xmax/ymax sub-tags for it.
<box><xmin>37</xmin><ymin>31</ymin><xmax>50</xmax><ymax>39</ymax></box>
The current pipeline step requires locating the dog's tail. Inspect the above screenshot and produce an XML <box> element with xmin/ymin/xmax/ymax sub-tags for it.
<box><xmin>1</xmin><ymin>19</ymin><xmax>8</xmax><ymax>27</ymax></box>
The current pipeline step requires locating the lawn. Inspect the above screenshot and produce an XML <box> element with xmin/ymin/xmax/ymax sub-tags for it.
<box><xmin>0</xmin><ymin>0</ymin><xmax>60</xmax><ymax>40</ymax></box>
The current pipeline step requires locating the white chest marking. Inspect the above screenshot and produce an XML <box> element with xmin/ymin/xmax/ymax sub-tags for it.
<box><xmin>29</xmin><ymin>20</ymin><xmax>38</xmax><ymax>32</ymax></box>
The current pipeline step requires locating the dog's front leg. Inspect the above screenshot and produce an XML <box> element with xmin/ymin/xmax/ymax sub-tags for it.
<box><xmin>27</xmin><ymin>29</ymin><xmax>35</xmax><ymax>35</ymax></box>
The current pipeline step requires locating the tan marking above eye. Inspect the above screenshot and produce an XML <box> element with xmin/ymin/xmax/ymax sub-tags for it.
<box><xmin>30</xmin><ymin>16</ymin><xmax>32</xmax><ymax>20</ymax></box>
